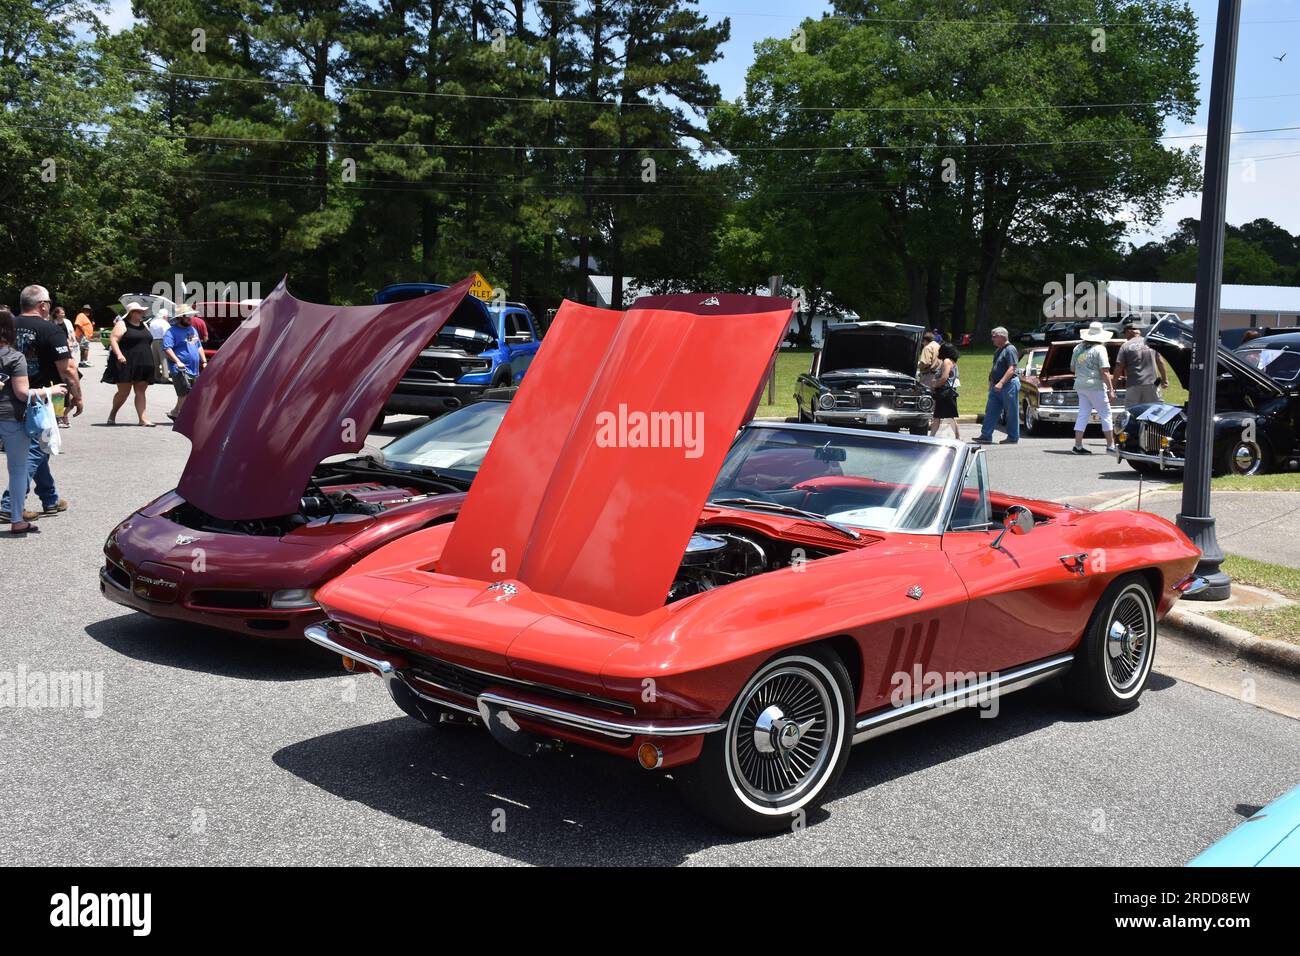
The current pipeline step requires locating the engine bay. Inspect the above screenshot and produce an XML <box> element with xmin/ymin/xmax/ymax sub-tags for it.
<box><xmin>165</xmin><ymin>465</ymin><xmax>461</xmax><ymax>537</ymax></box>
<box><xmin>666</xmin><ymin>524</ymin><xmax>844</xmax><ymax>603</ymax></box>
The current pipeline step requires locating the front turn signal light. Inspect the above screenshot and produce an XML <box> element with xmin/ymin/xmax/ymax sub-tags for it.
<box><xmin>637</xmin><ymin>742</ymin><xmax>664</xmax><ymax>770</ymax></box>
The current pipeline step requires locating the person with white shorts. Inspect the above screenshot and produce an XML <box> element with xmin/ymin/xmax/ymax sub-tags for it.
<box><xmin>1070</xmin><ymin>322</ymin><xmax>1118</xmax><ymax>455</ymax></box>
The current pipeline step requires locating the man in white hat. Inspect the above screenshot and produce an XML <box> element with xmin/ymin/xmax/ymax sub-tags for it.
<box><xmin>1069</xmin><ymin>321</ymin><xmax>1118</xmax><ymax>455</ymax></box>
<box><xmin>147</xmin><ymin>308</ymin><xmax>172</xmax><ymax>383</ymax></box>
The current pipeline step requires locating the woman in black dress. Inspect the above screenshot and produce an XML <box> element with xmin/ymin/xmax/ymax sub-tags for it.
<box><xmin>928</xmin><ymin>342</ymin><xmax>961</xmax><ymax>439</ymax></box>
<box><xmin>104</xmin><ymin>301</ymin><xmax>157</xmax><ymax>426</ymax></box>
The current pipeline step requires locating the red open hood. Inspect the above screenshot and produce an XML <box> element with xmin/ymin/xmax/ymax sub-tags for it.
<box><xmin>175</xmin><ymin>276</ymin><xmax>474</xmax><ymax>521</ymax></box>
<box><xmin>437</xmin><ymin>293</ymin><xmax>794</xmax><ymax>616</ymax></box>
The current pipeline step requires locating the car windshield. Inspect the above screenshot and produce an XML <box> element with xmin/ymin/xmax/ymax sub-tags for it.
<box><xmin>1238</xmin><ymin>347</ymin><xmax>1300</xmax><ymax>383</ymax></box>
<box><xmin>380</xmin><ymin>401</ymin><xmax>509</xmax><ymax>478</ymax></box>
<box><xmin>708</xmin><ymin>426</ymin><xmax>957</xmax><ymax>532</ymax></box>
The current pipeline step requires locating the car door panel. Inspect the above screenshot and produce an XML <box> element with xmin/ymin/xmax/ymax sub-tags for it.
<box><xmin>943</xmin><ymin>528</ymin><xmax>1106</xmax><ymax>674</ymax></box>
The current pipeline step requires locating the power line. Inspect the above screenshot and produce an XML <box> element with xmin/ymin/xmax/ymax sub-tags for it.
<box><xmin>16</xmin><ymin>46</ymin><xmax>1300</xmax><ymax>119</ymax></box>
<box><xmin>119</xmin><ymin>64</ymin><xmax>1209</xmax><ymax>115</ymax></box>
<box><xmin>533</xmin><ymin>1</ymin><xmax>1300</xmax><ymax>29</ymax></box>
<box><xmin>14</xmin><ymin>54</ymin><xmax>1225</xmax><ymax>117</ymax></box>
<box><xmin>10</xmin><ymin>119</ymin><xmax>1300</xmax><ymax>153</ymax></box>
<box><xmin>128</xmin><ymin>145</ymin><xmax>1300</xmax><ymax>199</ymax></box>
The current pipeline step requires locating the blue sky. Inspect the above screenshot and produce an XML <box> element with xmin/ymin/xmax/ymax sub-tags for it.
<box><xmin>96</xmin><ymin>0</ymin><xmax>1300</xmax><ymax>243</ymax></box>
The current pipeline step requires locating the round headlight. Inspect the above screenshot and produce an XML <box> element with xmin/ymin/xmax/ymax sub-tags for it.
<box><xmin>817</xmin><ymin>392</ymin><xmax>836</xmax><ymax>410</ymax></box>
<box><xmin>919</xmin><ymin>394</ymin><xmax>934</xmax><ymax>412</ymax></box>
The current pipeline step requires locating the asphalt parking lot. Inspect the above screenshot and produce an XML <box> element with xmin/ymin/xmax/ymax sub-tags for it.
<box><xmin>2</xmin><ymin>371</ymin><xmax>1297</xmax><ymax>866</ymax></box>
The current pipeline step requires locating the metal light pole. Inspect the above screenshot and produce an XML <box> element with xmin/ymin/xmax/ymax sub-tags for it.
<box><xmin>1176</xmin><ymin>0</ymin><xmax>1241</xmax><ymax>601</ymax></box>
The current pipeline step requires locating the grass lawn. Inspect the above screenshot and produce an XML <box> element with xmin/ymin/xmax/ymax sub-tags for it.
<box><xmin>1166</xmin><ymin>472</ymin><xmax>1300</xmax><ymax>492</ymax></box>
<box><xmin>1210</xmin><ymin>554</ymin><xmax>1300</xmax><ymax>646</ymax></box>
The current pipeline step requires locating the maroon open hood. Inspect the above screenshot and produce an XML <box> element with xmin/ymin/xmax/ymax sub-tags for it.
<box><xmin>174</xmin><ymin>276</ymin><xmax>474</xmax><ymax>521</ymax></box>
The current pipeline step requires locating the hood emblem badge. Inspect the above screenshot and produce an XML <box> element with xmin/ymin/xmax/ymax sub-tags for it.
<box><xmin>699</xmin><ymin>296</ymin><xmax>720</xmax><ymax>307</ymax></box>
<box><xmin>486</xmin><ymin>582</ymin><xmax>518</xmax><ymax>598</ymax></box>
<box><xmin>175</xmin><ymin>534</ymin><xmax>198</xmax><ymax>546</ymax></box>
<box><xmin>906</xmin><ymin>585</ymin><xmax>923</xmax><ymax>600</ymax></box>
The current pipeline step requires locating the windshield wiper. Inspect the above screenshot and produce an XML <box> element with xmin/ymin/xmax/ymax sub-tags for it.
<box><xmin>396</xmin><ymin>464</ymin><xmax>471</xmax><ymax>488</ymax></box>
<box><xmin>708</xmin><ymin>498</ymin><xmax>861</xmax><ymax>540</ymax></box>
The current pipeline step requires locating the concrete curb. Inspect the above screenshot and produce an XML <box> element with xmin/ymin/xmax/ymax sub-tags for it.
<box><xmin>1165</xmin><ymin>607</ymin><xmax>1300</xmax><ymax>677</ymax></box>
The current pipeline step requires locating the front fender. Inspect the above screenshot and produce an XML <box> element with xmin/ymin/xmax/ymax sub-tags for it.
<box><xmin>601</xmin><ymin>540</ymin><xmax>967</xmax><ymax>718</ymax></box>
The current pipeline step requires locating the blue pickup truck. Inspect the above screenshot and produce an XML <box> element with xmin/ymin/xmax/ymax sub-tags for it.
<box><xmin>375</xmin><ymin>282</ymin><xmax>542</xmax><ymax>423</ymax></box>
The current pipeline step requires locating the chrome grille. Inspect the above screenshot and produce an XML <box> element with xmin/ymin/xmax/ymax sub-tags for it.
<box><xmin>856</xmin><ymin>385</ymin><xmax>895</xmax><ymax>410</ymax></box>
<box><xmin>1137</xmin><ymin>419</ymin><xmax>1178</xmax><ymax>454</ymax></box>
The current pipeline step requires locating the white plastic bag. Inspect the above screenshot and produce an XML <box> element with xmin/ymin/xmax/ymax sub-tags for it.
<box><xmin>27</xmin><ymin>388</ymin><xmax>61</xmax><ymax>456</ymax></box>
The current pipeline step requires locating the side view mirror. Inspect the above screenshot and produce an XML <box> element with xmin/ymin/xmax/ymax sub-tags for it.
<box><xmin>991</xmin><ymin>504</ymin><xmax>1034</xmax><ymax>549</ymax></box>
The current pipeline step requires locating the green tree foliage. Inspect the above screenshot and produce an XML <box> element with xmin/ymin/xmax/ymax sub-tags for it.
<box><xmin>3</xmin><ymin>0</ymin><xmax>1249</xmax><ymax>335</ymax></box>
<box><xmin>714</xmin><ymin>0</ymin><xmax>1201</xmax><ymax>337</ymax></box>
<box><xmin>1119</xmin><ymin>217</ymin><xmax>1300</xmax><ymax>286</ymax></box>
<box><xmin>2</xmin><ymin>0</ymin><xmax>732</xmax><ymax>314</ymax></box>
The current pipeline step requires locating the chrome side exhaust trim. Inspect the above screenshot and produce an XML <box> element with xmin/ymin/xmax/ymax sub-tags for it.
<box><xmin>852</xmin><ymin>654</ymin><xmax>1074</xmax><ymax>744</ymax></box>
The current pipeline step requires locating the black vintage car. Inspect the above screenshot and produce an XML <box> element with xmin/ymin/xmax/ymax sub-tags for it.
<box><xmin>793</xmin><ymin>321</ymin><xmax>933</xmax><ymax>433</ymax></box>
<box><xmin>1116</xmin><ymin>317</ymin><xmax>1299</xmax><ymax>476</ymax></box>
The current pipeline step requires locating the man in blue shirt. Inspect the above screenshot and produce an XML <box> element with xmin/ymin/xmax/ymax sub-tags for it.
<box><xmin>162</xmin><ymin>308</ymin><xmax>206</xmax><ymax>420</ymax></box>
<box><xmin>973</xmin><ymin>326</ymin><xmax>1020</xmax><ymax>444</ymax></box>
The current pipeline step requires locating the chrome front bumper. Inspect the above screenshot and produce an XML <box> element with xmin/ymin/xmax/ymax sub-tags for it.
<box><xmin>304</xmin><ymin>623</ymin><xmax>725</xmax><ymax>740</ymax></box>
<box><xmin>815</xmin><ymin>408</ymin><xmax>931</xmax><ymax>425</ymax></box>
<box><xmin>1116</xmin><ymin>448</ymin><xmax>1186</xmax><ymax>470</ymax></box>
<box><xmin>1035</xmin><ymin>406</ymin><xmax>1125</xmax><ymax>423</ymax></box>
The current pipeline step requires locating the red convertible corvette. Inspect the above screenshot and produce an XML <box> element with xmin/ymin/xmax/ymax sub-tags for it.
<box><xmin>100</xmin><ymin>276</ymin><xmax>509</xmax><ymax>638</ymax></box>
<box><xmin>307</xmin><ymin>293</ymin><xmax>1204</xmax><ymax>833</ymax></box>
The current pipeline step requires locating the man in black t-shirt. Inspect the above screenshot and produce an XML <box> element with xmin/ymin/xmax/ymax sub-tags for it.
<box><xmin>1</xmin><ymin>284</ymin><xmax>82</xmax><ymax>520</ymax></box>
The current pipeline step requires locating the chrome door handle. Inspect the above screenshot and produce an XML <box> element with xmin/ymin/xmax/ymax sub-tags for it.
<box><xmin>1058</xmin><ymin>553</ymin><xmax>1088</xmax><ymax>575</ymax></box>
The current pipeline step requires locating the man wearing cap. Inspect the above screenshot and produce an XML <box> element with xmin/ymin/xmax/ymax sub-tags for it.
<box><xmin>973</xmin><ymin>326</ymin><xmax>1019</xmax><ymax>444</ymax></box>
<box><xmin>147</xmin><ymin>308</ymin><xmax>172</xmax><ymax>383</ymax></box>
<box><xmin>1114</xmin><ymin>318</ymin><xmax>1168</xmax><ymax>407</ymax></box>
<box><xmin>163</xmin><ymin>307</ymin><xmax>206</xmax><ymax>420</ymax></box>
<box><xmin>0</xmin><ymin>284</ymin><xmax>81</xmax><ymax>522</ymax></box>
<box><xmin>1069</xmin><ymin>321</ymin><xmax>1119</xmax><ymax>455</ymax></box>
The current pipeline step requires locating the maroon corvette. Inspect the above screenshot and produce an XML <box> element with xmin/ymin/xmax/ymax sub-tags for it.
<box><xmin>100</xmin><ymin>275</ymin><xmax>509</xmax><ymax>638</ymax></box>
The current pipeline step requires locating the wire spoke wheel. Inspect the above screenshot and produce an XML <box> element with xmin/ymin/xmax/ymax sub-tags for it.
<box><xmin>1105</xmin><ymin>586</ymin><xmax>1154</xmax><ymax>695</ymax></box>
<box><xmin>729</xmin><ymin>664</ymin><xmax>834</xmax><ymax>807</ymax></box>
